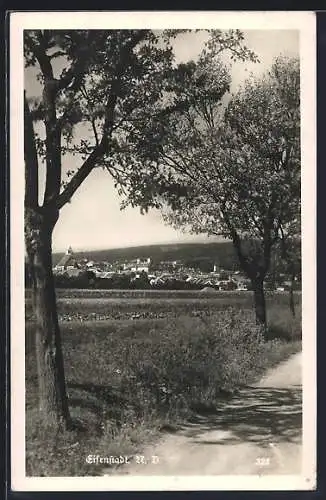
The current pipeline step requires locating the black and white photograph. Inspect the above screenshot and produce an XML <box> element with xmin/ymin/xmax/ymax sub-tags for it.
<box><xmin>10</xmin><ymin>11</ymin><xmax>316</xmax><ymax>491</ymax></box>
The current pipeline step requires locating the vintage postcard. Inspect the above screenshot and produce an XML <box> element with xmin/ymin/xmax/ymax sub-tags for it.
<box><xmin>10</xmin><ymin>11</ymin><xmax>316</xmax><ymax>491</ymax></box>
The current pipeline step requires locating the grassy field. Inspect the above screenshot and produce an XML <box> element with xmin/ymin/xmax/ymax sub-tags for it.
<box><xmin>25</xmin><ymin>289</ymin><xmax>301</xmax><ymax>476</ymax></box>
<box><xmin>25</xmin><ymin>288</ymin><xmax>301</xmax><ymax>323</ymax></box>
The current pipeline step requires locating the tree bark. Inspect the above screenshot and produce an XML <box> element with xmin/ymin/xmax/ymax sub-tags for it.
<box><xmin>228</xmin><ymin>226</ymin><xmax>268</xmax><ymax>333</ymax></box>
<box><xmin>25</xmin><ymin>207</ymin><xmax>71</xmax><ymax>428</ymax></box>
<box><xmin>251</xmin><ymin>277</ymin><xmax>267</xmax><ymax>331</ymax></box>
<box><xmin>289</xmin><ymin>272</ymin><xmax>296</xmax><ymax>318</ymax></box>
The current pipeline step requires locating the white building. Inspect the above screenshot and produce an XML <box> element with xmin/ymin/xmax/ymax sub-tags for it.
<box><xmin>123</xmin><ymin>257</ymin><xmax>151</xmax><ymax>273</ymax></box>
<box><xmin>53</xmin><ymin>246</ymin><xmax>76</xmax><ymax>273</ymax></box>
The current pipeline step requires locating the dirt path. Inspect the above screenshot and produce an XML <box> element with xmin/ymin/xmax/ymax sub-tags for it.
<box><xmin>106</xmin><ymin>352</ymin><xmax>302</xmax><ymax>476</ymax></box>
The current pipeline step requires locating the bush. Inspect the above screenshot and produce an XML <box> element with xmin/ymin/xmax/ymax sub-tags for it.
<box><xmin>54</xmin><ymin>272</ymin><xmax>94</xmax><ymax>289</ymax></box>
<box><xmin>111</xmin><ymin>311</ymin><xmax>275</xmax><ymax>414</ymax></box>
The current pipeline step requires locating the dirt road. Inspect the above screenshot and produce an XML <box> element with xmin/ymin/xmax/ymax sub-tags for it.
<box><xmin>107</xmin><ymin>352</ymin><xmax>302</xmax><ymax>476</ymax></box>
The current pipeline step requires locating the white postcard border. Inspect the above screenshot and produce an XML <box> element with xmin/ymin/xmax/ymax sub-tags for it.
<box><xmin>10</xmin><ymin>10</ymin><xmax>316</xmax><ymax>491</ymax></box>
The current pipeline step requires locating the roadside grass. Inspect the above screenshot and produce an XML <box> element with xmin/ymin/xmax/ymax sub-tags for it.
<box><xmin>26</xmin><ymin>299</ymin><xmax>301</xmax><ymax>476</ymax></box>
<box><xmin>267</xmin><ymin>300</ymin><xmax>301</xmax><ymax>341</ymax></box>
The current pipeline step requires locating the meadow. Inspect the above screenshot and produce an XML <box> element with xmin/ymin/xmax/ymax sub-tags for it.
<box><xmin>25</xmin><ymin>289</ymin><xmax>301</xmax><ymax>476</ymax></box>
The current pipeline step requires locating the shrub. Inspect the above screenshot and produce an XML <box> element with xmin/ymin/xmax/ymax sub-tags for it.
<box><xmin>116</xmin><ymin>311</ymin><xmax>267</xmax><ymax>413</ymax></box>
<box><xmin>54</xmin><ymin>272</ymin><xmax>94</xmax><ymax>289</ymax></box>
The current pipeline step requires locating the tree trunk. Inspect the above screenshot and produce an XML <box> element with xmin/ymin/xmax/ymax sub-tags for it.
<box><xmin>25</xmin><ymin>207</ymin><xmax>71</xmax><ymax>428</ymax></box>
<box><xmin>251</xmin><ymin>277</ymin><xmax>267</xmax><ymax>331</ymax></box>
<box><xmin>289</xmin><ymin>272</ymin><xmax>296</xmax><ymax>318</ymax></box>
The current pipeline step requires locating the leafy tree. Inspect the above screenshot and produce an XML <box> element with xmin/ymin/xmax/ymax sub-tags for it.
<box><xmin>121</xmin><ymin>55</ymin><xmax>300</xmax><ymax>329</ymax></box>
<box><xmin>131</xmin><ymin>270</ymin><xmax>150</xmax><ymax>289</ymax></box>
<box><xmin>24</xmin><ymin>29</ymin><xmax>256</xmax><ymax>427</ymax></box>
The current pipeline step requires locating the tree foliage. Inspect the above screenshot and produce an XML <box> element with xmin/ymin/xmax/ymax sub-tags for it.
<box><xmin>116</xmin><ymin>53</ymin><xmax>300</xmax><ymax>325</ymax></box>
<box><xmin>123</xmin><ymin>55</ymin><xmax>300</xmax><ymax>278</ymax></box>
<box><xmin>25</xmin><ymin>29</ymin><xmax>257</xmax><ymax>212</ymax></box>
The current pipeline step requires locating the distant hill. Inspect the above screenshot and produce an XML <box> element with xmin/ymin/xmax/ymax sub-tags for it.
<box><xmin>52</xmin><ymin>242</ymin><xmax>239</xmax><ymax>270</ymax></box>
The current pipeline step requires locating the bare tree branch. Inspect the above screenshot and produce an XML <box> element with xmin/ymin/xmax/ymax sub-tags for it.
<box><xmin>56</xmin><ymin>95</ymin><xmax>118</xmax><ymax>209</ymax></box>
<box><xmin>27</xmin><ymin>35</ymin><xmax>54</xmax><ymax>80</ymax></box>
<box><xmin>55</xmin><ymin>147</ymin><xmax>101</xmax><ymax>210</ymax></box>
<box><xmin>55</xmin><ymin>33</ymin><xmax>149</xmax><ymax>210</ymax></box>
<box><xmin>90</xmin><ymin>118</ymin><xmax>99</xmax><ymax>147</ymax></box>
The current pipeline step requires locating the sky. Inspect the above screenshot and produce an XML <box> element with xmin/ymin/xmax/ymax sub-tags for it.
<box><xmin>25</xmin><ymin>29</ymin><xmax>299</xmax><ymax>252</ymax></box>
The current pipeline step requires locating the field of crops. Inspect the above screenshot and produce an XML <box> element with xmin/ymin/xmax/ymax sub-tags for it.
<box><xmin>25</xmin><ymin>288</ymin><xmax>301</xmax><ymax>300</ymax></box>
<box><xmin>25</xmin><ymin>288</ymin><xmax>301</xmax><ymax>322</ymax></box>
